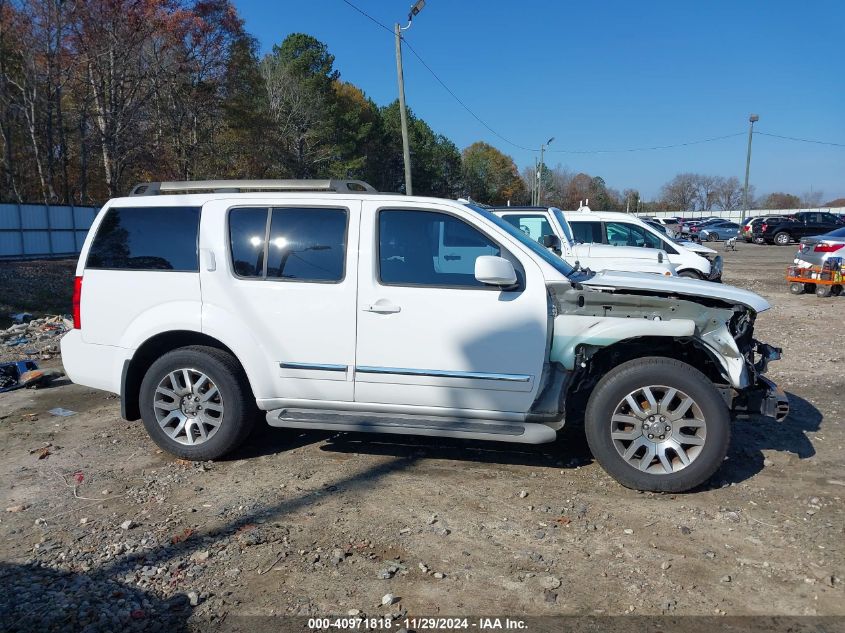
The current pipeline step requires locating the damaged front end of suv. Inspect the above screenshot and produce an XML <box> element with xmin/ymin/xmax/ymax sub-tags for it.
<box><xmin>540</xmin><ymin>271</ymin><xmax>788</xmax><ymax>424</ymax></box>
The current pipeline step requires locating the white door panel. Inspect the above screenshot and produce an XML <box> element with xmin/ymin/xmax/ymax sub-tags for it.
<box><xmin>355</xmin><ymin>201</ymin><xmax>549</xmax><ymax>414</ymax></box>
<box><xmin>199</xmin><ymin>199</ymin><xmax>360</xmax><ymax>402</ymax></box>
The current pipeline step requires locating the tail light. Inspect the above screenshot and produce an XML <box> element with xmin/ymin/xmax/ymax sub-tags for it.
<box><xmin>72</xmin><ymin>276</ymin><xmax>83</xmax><ymax>329</ymax></box>
<box><xmin>761</xmin><ymin>223</ymin><xmax>768</xmax><ymax>232</ymax></box>
<box><xmin>814</xmin><ymin>243</ymin><xmax>844</xmax><ymax>253</ymax></box>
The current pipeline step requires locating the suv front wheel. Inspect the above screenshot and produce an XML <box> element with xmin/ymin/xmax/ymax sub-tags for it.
<box><xmin>585</xmin><ymin>357</ymin><xmax>730</xmax><ymax>492</ymax></box>
<box><xmin>139</xmin><ymin>345</ymin><xmax>255</xmax><ymax>460</ymax></box>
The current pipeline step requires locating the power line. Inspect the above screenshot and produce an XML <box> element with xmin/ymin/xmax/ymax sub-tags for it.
<box><xmin>400</xmin><ymin>39</ymin><xmax>537</xmax><ymax>152</ymax></box>
<box><xmin>338</xmin><ymin>0</ymin><xmax>845</xmax><ymax>157</ymax></box>
<box><xmin>338</xmin><ymin>0</ymin><xmax>535</xmax><ymax>152</ymax></box>
<box><xmin>544</xmin><ymin>132</ymin><xmax>747</xmax><ymax>154</ymax></box>
<box><xmin>756</xmin><ymin>131</ymin><xmax>845</xmax><ymax>148</ymax></box>
<box><xmin>338</xmin><ymin>0</ymin><xmax>393</xmax><ymax>34</ymax></box>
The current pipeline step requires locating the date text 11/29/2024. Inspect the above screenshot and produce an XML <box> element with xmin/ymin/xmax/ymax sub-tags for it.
<box><xmin>308</xmin><ymin>617</ymin><xmax>528</xmax><ymax>630</ymax></box>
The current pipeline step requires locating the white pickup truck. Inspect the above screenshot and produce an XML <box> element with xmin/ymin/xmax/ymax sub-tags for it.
<box><xmin>61</xmin><ymin>180</ymin><xmax>787</xmax><ymax>492</ymax></box>
<box><xmin>491</xmin><ymin>206</ymin><xmax>676</xmax><ymax>277</ymax></box>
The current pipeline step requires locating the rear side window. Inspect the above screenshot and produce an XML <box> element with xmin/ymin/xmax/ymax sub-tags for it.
<box><xmin>228</xmin><ymin>207</ymin><xmax>347</xmax><ymax>282</ymax></box>
<box><xmin>86</xmin><ymin>207</ymin><xmax>200</xmax><ymax>271</ymax></box>
<box><xmin>267</xmin><ymin>208</ymin><xmax>347</xmax><ymax>281</ymax></box>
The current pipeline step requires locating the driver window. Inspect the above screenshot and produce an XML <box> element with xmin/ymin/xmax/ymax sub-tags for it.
<box><xmin>605</xmin><ymin>222</ymin><xmax>634</xmax><ymax>246</ymax></box>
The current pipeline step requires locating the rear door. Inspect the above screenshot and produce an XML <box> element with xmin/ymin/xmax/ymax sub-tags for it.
<box><xmin>200</xmin><ymin>199</ymin><xmax>359</xmax><ymax>402</ymax></box>
<box><xmin>354</xmin><ymin>200</ymin><xmax>549</xmax><ymax>415</ymax></box>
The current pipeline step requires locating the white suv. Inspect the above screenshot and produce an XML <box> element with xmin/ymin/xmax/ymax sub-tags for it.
<box><xmin>61</xmin><ymin>180</ymin><xmax>787</xmax><ymax>492</ymax></box>
<box><xmin>566</xmin><ymin>209</ymin><xmax>722</xmax><ymax>281</ymax></box>
<box><xmin>490</xmin><ymin>207</ymin><xmax>676</xmax><ymax>277</ymax></box>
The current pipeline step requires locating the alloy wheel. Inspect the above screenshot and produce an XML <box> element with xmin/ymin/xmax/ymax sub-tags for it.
<box><xmin>610</xmin><ymin>385</ymin><xmax>707</xmax><ymax>474</ymax></box>
<box><xmin>153</xmin><ymin>368</ymin><xmax>224</xmax><ymax>445</ymax></box>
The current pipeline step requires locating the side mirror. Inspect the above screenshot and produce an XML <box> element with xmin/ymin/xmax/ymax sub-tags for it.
<box><xmin>474</xmin><ymin>256</ymin><xmax>517</xmax><ymax>287</ymax></box>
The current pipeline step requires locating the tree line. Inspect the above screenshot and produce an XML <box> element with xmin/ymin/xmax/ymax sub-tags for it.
<box><xmin>0</xmin><ymin>0</ymin><xmax>835</xmax><ymax>211</ymax></box>
<box><xmin>0</xmin><ymin>0</ymin><xmax>466</xmax><ymax>204</ymax></box>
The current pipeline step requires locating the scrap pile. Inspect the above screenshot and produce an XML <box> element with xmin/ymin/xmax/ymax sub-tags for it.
<box><xmin>0</xmin><ymin>315</ymin><xmax>71</xmax><ymax>363</ymax></box>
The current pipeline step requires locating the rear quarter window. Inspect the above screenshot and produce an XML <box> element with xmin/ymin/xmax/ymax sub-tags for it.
<box><xmin>86</xmin><ymin>207</ymin><xmax>200</xmax><ymax>271</ymax></box>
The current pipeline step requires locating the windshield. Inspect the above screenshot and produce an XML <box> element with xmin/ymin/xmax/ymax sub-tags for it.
<box><xmin>465</xmin><ymin>204</ymin><xmax>576</xmax><ymax>278</ymax></box>
<box><xmin>550</xmin><ymin>208</ymin><xmax>576</xmax><ymax>244</ymax></box>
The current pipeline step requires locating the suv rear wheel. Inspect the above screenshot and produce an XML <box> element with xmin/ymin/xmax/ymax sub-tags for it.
<box><xmin>774</xmin><ymin>231</ymin><xmax>791</xmax><ymax>245</ymax></box>
<box><xmin>139</xmin><ymin>346</ymin><xmax>255</xmax><ymax>460</ymax></box>
<box><xmin>584</xmin><ymin>357</ymin><xmax>730</xmax><ymax>492</ymax></box>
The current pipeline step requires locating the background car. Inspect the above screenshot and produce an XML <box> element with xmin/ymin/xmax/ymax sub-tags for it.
<box><xmin>698</xmin><ymin>221</ymin><xmax>740</xmax><ymax>242</ymax></box>
<box><xmin>739</xmin><ymin>217</ymin><xmax>756</xmax><ymax>241</ymax></box>
<box><xmin>686</xmin><ymin>218</ymin><xmax>725</xmax><ymax>238</ymax></box>
<box><xmin>566</xmin><ymin>209</ymin><xmax>720</xmax><ymax>280</ymax></box>
<box><xmin>752</xmin><ymin>211</ymin><xmax>842</xmax><ymax>245</ymax></box>
<box><xmin>794</xmin><ymin>226</ymin><xmax>845</xmax><ymax>268</ymax></box>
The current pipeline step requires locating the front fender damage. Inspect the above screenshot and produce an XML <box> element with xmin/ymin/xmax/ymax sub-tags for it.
<box><xmin>548</xmin><ymin>283</ymin><xmax>752</xmax><ymax>389</ymax></box>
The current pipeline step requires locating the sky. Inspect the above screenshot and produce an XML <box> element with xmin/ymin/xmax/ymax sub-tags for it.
<box><xmin>235</xmin><ymin>0</ymin><xmax>845</xmax><ymax>202</ymax></box>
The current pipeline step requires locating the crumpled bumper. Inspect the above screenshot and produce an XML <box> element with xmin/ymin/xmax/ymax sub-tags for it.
<box><xmin>732</xmin><ymin>376</ymin><xmax>789</xmax><ymax>421</ymax></box>
<box><xmin>732</xmin><ymin>342</ymin><xmax>789</xmax><ymax>421</ymax></box>
<box><xmin>707</xmin><ymin>255</ymin><xmax>724</xmax><ymax>282</ymax></box>
<box><xmin>731</xmin><ymin>341</ymin><xmax>789</xmax><ymax>421</ymax></box>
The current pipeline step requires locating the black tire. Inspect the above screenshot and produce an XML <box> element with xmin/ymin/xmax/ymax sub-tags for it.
<box><xmin>584</xmin><ymin>357</ymin><xmax>730</xmax><ymax>493</ymax></box>
<box><xmin>816</xmin><ymin>285</ymin><xmax>832</xmax><ymax>298</ymax></box>
<box><xmin>773</xmin><ymin>231</ymin><xmax>791</xmax><ymax>246</ymax></box>
<box><xmin>707</xmin><ymin>232</ymin><xmax>718</xmax><ymax>242</ymax></box>
<box><xmin>789</xmin><ymin>282</ymin><xmax>806</xmax><ymax>295</ymax></box>
<box><xmin>139</xmin><ymin>345</ymin><xmax>256</xmax><ymax>460</ymax></box>
<box><xmin>677</xmin><ymin>270</ymin><xmax>701</xmax><ymax>279</ymax></box>
<box><xmin>832</xmin><ymin>284</ymin><xmax>843</xmax><ymax>296</ymax></box>
<box><xmin>753</xmin><ymin>236</ymin><xmax>766</xmax><ymax>245</ymax></box>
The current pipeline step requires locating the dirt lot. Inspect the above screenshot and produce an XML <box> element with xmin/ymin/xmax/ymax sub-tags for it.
<box><xmin>0</xmin><ymin>244</ymin><xmax>843</xmax><ymax>630</ymax></box>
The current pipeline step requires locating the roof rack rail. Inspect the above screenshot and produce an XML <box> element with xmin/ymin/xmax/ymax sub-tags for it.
<box><xmin>128</xmin><ymin>179</ymin><xmax>378</xmax><ymax>196</ymax></box>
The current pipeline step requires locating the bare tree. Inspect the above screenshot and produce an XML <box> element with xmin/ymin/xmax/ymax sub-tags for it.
<box><xmin>659</xmin><ymin>173</ymin><xmax>698</xmax><ymax>211</ymax></box>
<box><xmin>261</xmin><ymin>55</ymin><xmax>332</xmax><ymax>177</ymax></box>
<box><xmin>712</xmin><ymin>176</ymin><xmax>743</xmax><ymax>210</ymax></box>
<box><xmin>69</xmin><ymin>0</ymin><xmax>181</xmax><ymax>197</ymax></box>
<box><xmin>801</xmin><ymin>189</ymin><xmax>824</xmax><ymax>208</ymax></box>
<box><xmin>693</xmin><ymin>174</ymin><xmax>719</xmax><ymax>211</ymax></box>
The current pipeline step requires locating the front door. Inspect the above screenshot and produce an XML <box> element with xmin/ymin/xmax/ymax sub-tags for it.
<box><xmin>354</xmin><ymin>201</ymin><xmax>549</xmax><ymax>417</ymax></box>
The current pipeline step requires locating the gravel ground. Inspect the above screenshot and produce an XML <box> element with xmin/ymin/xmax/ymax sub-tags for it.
<box><xmin>0</xmin><ymin>243</ymin><xmax>842</xmax><ymax>631</ymax></box>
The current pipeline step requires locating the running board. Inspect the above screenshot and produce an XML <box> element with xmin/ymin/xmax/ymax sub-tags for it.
<box><xmin>265</xmin><ymin>409</ymin><xmax>557</xmax><ymax>444</ymax></box>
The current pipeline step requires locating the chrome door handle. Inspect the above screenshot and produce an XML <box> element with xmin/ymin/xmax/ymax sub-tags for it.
<box><xmin>363</xmin><ymin>301</ymin><xmax>401</xmax><ymax>314</ymax></box>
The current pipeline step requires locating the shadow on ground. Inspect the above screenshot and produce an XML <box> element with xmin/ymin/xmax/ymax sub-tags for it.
<box><xmin>712</xmin><ymin>391</ymin><xmax>821</xmax><ymax>487</ymax></box>
<box><xmin>318</xmin><ymin>424</ymin><xmax>593</xmax><ymax>470</ymax></box>
<box><xmin>0</xmin><ymin>562</ymin><xmax>191</xmax><ymax>632</ymax></box>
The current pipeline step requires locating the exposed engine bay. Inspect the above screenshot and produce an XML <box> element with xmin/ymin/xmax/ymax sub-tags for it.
<box><xmin>534</xmin><ymin>281</ymin><xmax>788</xmax><ymax>424</ymax></box>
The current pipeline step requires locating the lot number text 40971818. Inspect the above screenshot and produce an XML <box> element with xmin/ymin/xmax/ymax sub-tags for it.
<box><xmin>307</xmin><ymin>617</ymin><xmax>528</xmax><ymax>630</ymax></box>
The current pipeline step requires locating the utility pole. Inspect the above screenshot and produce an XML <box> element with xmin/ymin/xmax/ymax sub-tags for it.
<box><xmin>395</xmin><ymin>1</ymin><xmax>426</xmax><ymax>196</ymax></box>
<box><xmin>742</xmin><ymin>113</ymin><xmax>759</xmax><ymax>222</ymax></box>
<box><xmin>536</xmin><ymin>137</ymin><xmax>554</xmax><ymax>206</ymax></box>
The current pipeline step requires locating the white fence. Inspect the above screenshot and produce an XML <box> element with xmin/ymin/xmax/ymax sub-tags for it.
<box><xmin>644</xmin><ymin>207</ymin><xmax>845</xmax><ymax>223</ymax></box>
<box><xmin>0</xmin><ymin>203</ymin><xmax>99</xmax><ymax>259</ymax></box>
